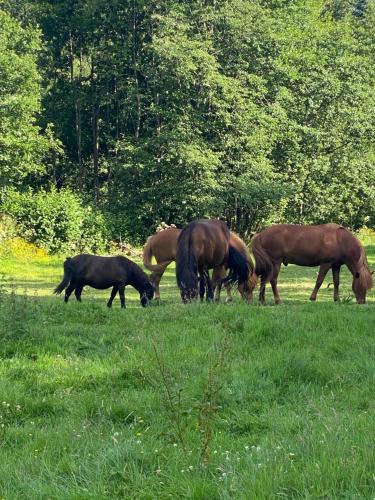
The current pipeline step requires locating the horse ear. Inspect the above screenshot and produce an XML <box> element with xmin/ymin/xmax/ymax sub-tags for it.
<box><xmin>355</xmin><ymin>272</ymin><xmax>360</xmax><ymax>278</ymax></box>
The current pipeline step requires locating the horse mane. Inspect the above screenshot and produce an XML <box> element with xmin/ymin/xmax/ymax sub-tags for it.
<box><xmin>229</xmin><ymin>232</ymin><xmax>257</xmax><ymax>289</ymax></box>
<box><xmin>358</xmin><ymin>244</ymin><xmax>373</xmax><ymax>291</ymax></box>
<box><xmin>124</xmin><ymin>257</ymin><xmax>154</xmax><ymax>294</ymax></box>
<box><xmin>339</xmin><ymin>227</ymin><xmax>373</xmax><ymax>292</ymax></box>
<box><xmin>176</xmin><ymin>224</ymin><xmax>198</xmax><ymax>296</ymax></box>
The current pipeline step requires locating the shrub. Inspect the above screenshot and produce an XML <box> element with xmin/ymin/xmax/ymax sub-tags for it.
<box><xmin>2</xmin><ymin>189</ymin><xmax>108</xmax><ymax>254</ymax></box>
<box><xmin>0</xmin><ymin>214</ymin><xmax>17</xmax><ymax>244</ymax></box>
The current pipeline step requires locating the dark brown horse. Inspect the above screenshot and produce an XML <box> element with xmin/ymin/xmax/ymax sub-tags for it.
<box><xmin>251</xmin><ymin>223</ymin><xmax>373</xmax><ymax>304</ymax></box>
<box><xmin>143</xmin><ymin>226</ymin><xmax>255</xmax><ymax>302</ymax></box>
<box><xmin>54</xmin><ymin>254</ymin><xmax>154</xmax><ymax>308</ymax></box>
<box><xmin>175</xmin><ymin>219</ymin><xmax>256</xmax><ymax>303</ymax></box>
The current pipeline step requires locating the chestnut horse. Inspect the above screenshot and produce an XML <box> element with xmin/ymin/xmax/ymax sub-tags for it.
<box><xmin>143</xmin><ymin>226</ymin><xmax>255</xmax><ymax>302</ymax></box>
<box><xmin>175</xmin><ymin>219</ymin><xmax>256</xmax><ymax>303</ymax></box>
<box><xmin>251</xmin><ymin>223</ymin><xmax>373</xmax><ymax>304</ymax></box>
<box><xmin>143</xmin><ymin>227</ymin><xmax>180</xmax><ymax>300</ymax></box>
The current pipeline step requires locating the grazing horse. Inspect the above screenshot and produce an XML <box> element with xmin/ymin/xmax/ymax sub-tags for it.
<box><xmin>212</xmin><ymin>232</ymin><xmax>258</xmax><ymax>304</ymax></box>
<box><xmin>143</xmin><ymin>226</ymin><xmax>256</xmax><ymax>302</ymax></box>
<box><xmin>251</xmin><ymin>224</ymin><xmax>373</xmax><ymax>305</ymax></box>
<box><xmin>143</xmin><ymin>227</ymin><xmax>181</xmax><ymax>300</ymax></box>
<box><xmin>54</xmin><ymin>254</ymin><xmax>154</xmax><ymax>308</ymax></box>
<box><xmin>175</xmin><ymin>219</ymin><xmax>255</xmax><ymax>303</ymax></box>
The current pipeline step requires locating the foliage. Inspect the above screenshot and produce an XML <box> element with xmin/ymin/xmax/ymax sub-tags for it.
<box><xmin>1</xmin><ymin>189</ymin><xmax>108</xmax><ymax>253</ymax></box>
<box><xmin>1</xmin><ymin>0</ymin><xmax>375</xmax><ymax>242</ymax></box>
<box><xmin>0</xmin><ymin>9</ymin><xmax>60</xmax><ymax>190</ymax></box>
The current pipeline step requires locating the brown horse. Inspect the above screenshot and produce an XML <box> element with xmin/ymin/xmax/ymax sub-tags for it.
<box><xmin>251</xmin><ymin>223</ymin><xmax>373</xmax><ymax>304</ymax></box>
<box><xmin>143</xmin><ymin>226</ymin><xmax>256</xmax><ymax>302</ymax></box>
<box><xmin>212</xmin><ymin>232</ymin><xmax>257</xmax><ymax>304</ymax></box>
<box><xmin>175</xmin><ymin>219</ymin><xmax>256</xmax><ymax>303</ymax></box>
<box><xmin>143</xmin><ymin>227</ymin><xmax>180</xmax><ymax>300</ymax></box>
<box><xmin>54</xmin><ymin>254</ymin><xmax>154</xmax><ymax>308</ymax></box>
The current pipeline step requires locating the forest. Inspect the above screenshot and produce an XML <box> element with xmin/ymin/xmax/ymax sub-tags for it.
<box><xmin>1</xmin><ymin>0</ymin><xmax>374</xmax><ymax>251</ymax></box>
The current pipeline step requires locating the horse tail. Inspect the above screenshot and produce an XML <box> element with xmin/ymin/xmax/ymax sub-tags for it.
<box><xmin>251</xmin><ymin>233</ymin><xmax>273</xmax><ymax>282</ymax></box>
<box><xmin>176</xmin><ymin>225</ymin><xmax>198</xmax><ymax>296</ymax></box>
<box><xmin>143</xmin><ymin>236</ymin><xmax>173</xmax><ymax>272</ymax></box>
<box><xmin>227</xmin><ymin>244</ymin><xmax>250</xmax><ymax>284</ymax></box>
<box><xmin>53</xmin><ymin>257</ymin><xmax>74</xmax><ymax>294</ymax></box>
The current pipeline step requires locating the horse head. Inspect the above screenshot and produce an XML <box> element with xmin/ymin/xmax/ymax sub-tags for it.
<box><xmin>140</xmin><ymin>282</ymin><xmax>154</xmax><ymax>307</ymax></box>
<box><xmin>238</xmin><ymin>271</ymin><xmax>257</xmax><ymax>303</ymax></box>
<box><xmin>352</xmin><ymin>263</ymin><xmax>373</xmax><ymax>304</ymax></box>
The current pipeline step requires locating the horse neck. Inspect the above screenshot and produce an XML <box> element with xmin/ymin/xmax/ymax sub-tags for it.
<box><xmin>128</xmin><ymin>267</ymin><xmax>148</xmax><ymax>293</ymax></box>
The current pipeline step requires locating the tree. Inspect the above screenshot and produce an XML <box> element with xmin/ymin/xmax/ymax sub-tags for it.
<box><xmin>0</xmin><ymin>9</ymin><xmax>57</xmax><ymax>190</ymax></box>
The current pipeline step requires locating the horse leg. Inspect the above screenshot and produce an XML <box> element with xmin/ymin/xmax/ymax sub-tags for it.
<box><xmin>199</xmin><ymin>274</ymin><xmax>206</xmax><ymax>302</ymax></box>
<box><xmin>64</xmin><ymin>281</ymin><xmax>75</xmax><ymax>303</ymax></box>
<box><xmin>259</xmin><ymin>276</ymin><xmax>267</xmax><ymax>305</ymax></box>
<box><xmin>118</xmin><ymin>285</ymin><xmax>126</xmax><ymax>308</ymax></box>
<box><xmin>204</xmin><ymin>269</ymin><xmax>213</xmax><ymax>302</ymax></box>
<box><xmin>332</xmin><ymin>265</ymin><xmax>341</xmax><ymax>302</ymax></box>
<box><xmin>310</xmin><ymin>263</ymin><xmax>330</xmax><ymax>301</ymax></box>
<box><xmin>225</xmin><ymin>282</ymin><xmax>233</xmax><ymax>304</ymax></box>
<box><xmin>270</xmin><ymin>262</ymin><xmax>281</xmax><ymax>305</ymax></box>
<box><xmin>150</xmin><ymin>272</ymin><xmax>162</xmax><ymax>301</ymax></box>
<box><xmin>74</xmin><ymin>284</ymin><xmax>83</xmax><ymax>302</ymax></box>
<box><xmin>212</xmin><ymin>267</ymin><xmax>225</xmax><ymax>303</ymax></box>
<box><xmin>107</xmin><ymin>286</ymin><xmax>118</xmax><ymax>308</ymax></box>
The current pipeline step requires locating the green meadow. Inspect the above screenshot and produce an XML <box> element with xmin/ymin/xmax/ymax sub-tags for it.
<box><xmin>0</xmin><ymin>236</ymin><xmax>375</xmax><ymax>499</ymax></box>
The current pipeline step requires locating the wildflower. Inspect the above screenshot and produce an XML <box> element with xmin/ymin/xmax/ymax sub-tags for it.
<box><xmin>245</xmin><ymin>445</ymin><xmax>249</xmax><ymax>450</ymax></box>
<box><xmin>188</xmin><ymin>465</ymin><xmax>193</xmax><ymax>471</ymax></box>
<box><xmin>173</xmin><ymin>443</ymin><xmax>177</xmax><ymax>447</ymax></box>
<box><xmin>156</xmin><ymin>468</ymin><xmax>161</xmax><ymax>474</ymax></box>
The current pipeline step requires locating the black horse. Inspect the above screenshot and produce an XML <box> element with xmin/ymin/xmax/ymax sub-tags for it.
<box><xmin>54</xmin><ymin>254</ymin><xmax>154</xmax><ymax>308</ymax></box>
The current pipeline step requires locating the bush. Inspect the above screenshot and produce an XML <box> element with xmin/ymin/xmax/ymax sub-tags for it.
<box><xmin>0</xmin><ymin>214</ymin><xmax>17</xmax><ymax>244</ymax></box>
<box><xmin>2</xmin><ymin>189</ymin><xmax>108</xmax><ymax>254</ymax></box>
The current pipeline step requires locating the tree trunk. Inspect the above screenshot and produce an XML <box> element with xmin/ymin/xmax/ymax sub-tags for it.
<box><xmin>133</xmin><ymin>0</ymin><xmax>141</xmax><ymax>139</ymax></box>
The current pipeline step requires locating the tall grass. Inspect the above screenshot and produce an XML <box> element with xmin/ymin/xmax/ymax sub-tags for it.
<box><xmin>0</xmin><ymin>237</ymin><xmax>374</xmax><ymax>498</ymax></box>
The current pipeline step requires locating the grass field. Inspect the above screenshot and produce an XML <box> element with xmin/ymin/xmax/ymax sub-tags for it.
<box><xmin>0</xmin><ymin>235</ymin><xmax>375</xmax><ymax>499</ymax></box>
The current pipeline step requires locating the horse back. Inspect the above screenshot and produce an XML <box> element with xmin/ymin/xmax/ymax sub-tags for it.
<box><xmin>190</xmin><ymin>220</ymin><xmax>230</xmax><ymax>268</ymax></box>
<box><xmin>69</xmin><ymin>254</ymin><xmax>131</xmax><ymax>288</ymax></box>
<box><xmin>150</xmin><ymin>227</ymin><xmax>181</xmax><ymax>261</ymax></box>
<box><xmin>257</xmin><ymin>224</ymin><xmax>347</xmax><ymax>266</ymax></box>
